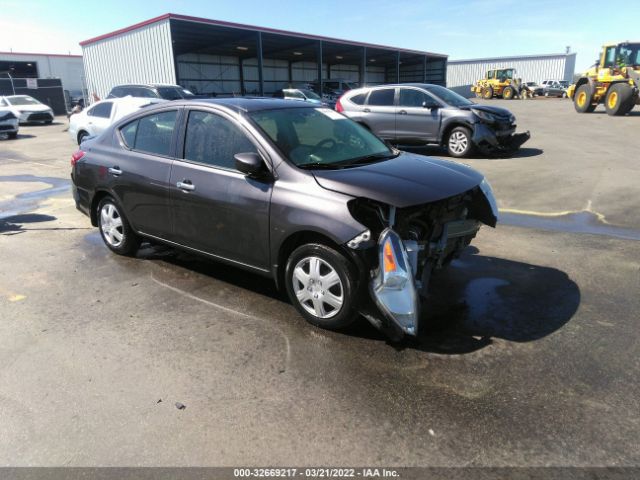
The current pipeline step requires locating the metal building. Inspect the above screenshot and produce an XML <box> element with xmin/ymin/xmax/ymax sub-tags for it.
<box><xmin>447</xmin><ymin>53</ymin><xmax>577</xmax><ymax>96</ymax></box>
<box><xmin>80</xmin><ymin>13</ymin><xmax>447</xmax><ymax>100</ymax></box>
<box><xmin>0</xmin><ymin>51</ymin><xmax>85</xmax><ymax>97</ymax></box>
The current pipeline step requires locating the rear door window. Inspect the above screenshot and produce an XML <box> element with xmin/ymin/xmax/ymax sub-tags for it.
<box><xmin>367</xmin><ymin>88</ymin><xmax>396</xmax><ymax>106</ymax></box>
<box><xmin>120</xmin><ymin>110</ymin><xmax>177</xmax><ymax>156</ymax></box>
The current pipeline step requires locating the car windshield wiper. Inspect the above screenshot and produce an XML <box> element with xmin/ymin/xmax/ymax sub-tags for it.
<box><xmin>340</xmin><ymin>151</ymin><xmax>400</xmax><ymax>166</ymax></box>
<box><xmin>297</xmin><ymin>162</ymin><xmax>348</xmax><ymax>170</ymax></box>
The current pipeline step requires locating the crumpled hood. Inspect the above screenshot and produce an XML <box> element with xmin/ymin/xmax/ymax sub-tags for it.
<box><xmin>312</xmin><ymin>152</ymin><xmax>484</xmax><ymax>208</ymax></box>
<box><xmin>460</xmin><ymin>104</ymin><xmax>513</xmax><ymax>118</ymax></box>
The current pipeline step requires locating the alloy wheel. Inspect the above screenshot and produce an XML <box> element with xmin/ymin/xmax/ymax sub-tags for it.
<box><xmin>449</xmin><ymin>131</ymin><xmax>468</xmax><ymax>155</ymax></box>
<box><xmin>292</xmin><ymin>256</ymin><xmax>344</xmax><ymax>319</ymax></box>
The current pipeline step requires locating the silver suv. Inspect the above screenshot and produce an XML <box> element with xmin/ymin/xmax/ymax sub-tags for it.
<box><xmin>337</xmin><ymin>83</ymin><xmax>529</xmax><ymax>157</ymax></box>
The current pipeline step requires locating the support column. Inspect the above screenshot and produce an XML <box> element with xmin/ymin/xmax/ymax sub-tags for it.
<box><xmin>423</xmin><ymin>56</ymin><xmax>427</xmax><ymax>83</ymax></box>
<box><xmin>361</xmin><ymin>47</ymin><xmax>367</xmax><ymax>86</ymax></box>
<box><xmin>288</xmin><ymin>60</ymin><xmax>293</xmax><ymax>87</ymax></box>
<box><xmin>239</xmin><ymin>57</ymin><xmax>245</xmax><ymax>95</ymax></box>
<box><xmin>317</xmin><ymin>40</ymin><xmax>323</xmax><ymax>95</ymax></box>
<box><xmin>257</xmin><ymin>31</ymin><xmax>264</xmax><ymax>96</ymax></box>
<box><xmin>396</xmin><ymin>51</ymin><xmax>401</xmax><ymax>83</ymax></box>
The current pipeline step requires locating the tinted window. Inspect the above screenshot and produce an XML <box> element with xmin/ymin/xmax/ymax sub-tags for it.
<box><xmin>350</xmin><ymin>93</ymin><xmax>367</xmax><ymax>105</ymax></box>
<box><xmin>398</xmin><ymin>89</ymin><xmax>432</xmax><ymax>107</ymax></box>
<box><xmin>184</xmin><ymin>110</ymin><xmax>256</xmax><ymax>170</ymax></box>
<box><xmin>367</xmin><ymin>89</ymin><xmax>395</xmax><ymax>106</ymax></box>
<box><xmin>130</xmin><ymin>87</ymin><xmax>157</xmax><ymax>98</ymax></box>
<box><xmin>88</xmin><ymin>102</ymin><xmax>113</xmax><ymax>118</ymax></box>
<box><xmin>130</xmin><ymin>110</ymin><xmax>177</xmax><ymax>156</ymax></box>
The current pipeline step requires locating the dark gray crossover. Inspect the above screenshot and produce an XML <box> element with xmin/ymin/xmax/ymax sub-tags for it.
<box><xmin>71</xmin><ymin>98</ymin><xmax>498</xmax><ymax>338</ymax></box>
<box><xmin>337</xmin><ymin>83</ymin><xmax>530</xmax><ymax>157</ymax></box>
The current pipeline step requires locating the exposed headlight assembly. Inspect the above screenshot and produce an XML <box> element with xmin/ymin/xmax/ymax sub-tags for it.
<box><xmin>479</xmin><ymin>178</ymin><xmax>499</xmax><ymax>220</ymax></box>
<box><xmin>371</xmin><ymin>228</ymin><xmax>419</xmax><ymax>336</ymax></box>
<box><xmin>471</xmin><ymin>108</ymin><xmax>497</xmax><ymax>123</ymax></box>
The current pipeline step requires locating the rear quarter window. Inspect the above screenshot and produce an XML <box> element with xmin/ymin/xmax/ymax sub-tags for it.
<box><xmin>367</xmin><ymin>89</ymin><xmax>395</xmax><ymax>106</ymax></box>
<box><xmin>119</xmin><ymin>110</ymin><xmax>177</xmax><ymax>156</ymax></box>
<box><xmin>349</xmin><ymin>93</ymin><xmax>367</xmax><ymax>105</ymax></box>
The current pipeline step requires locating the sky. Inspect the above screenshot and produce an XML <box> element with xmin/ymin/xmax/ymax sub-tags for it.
<box><xmin>1</xmin><ymin>0</ymin><xmax>639</xmax><ymax>71</ymax></box>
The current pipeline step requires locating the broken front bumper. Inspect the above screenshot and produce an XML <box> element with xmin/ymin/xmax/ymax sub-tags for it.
<box><xmin>472</xmin><ymin>123</ymin><xmax>530</xmax><ymax>154</ymax></box>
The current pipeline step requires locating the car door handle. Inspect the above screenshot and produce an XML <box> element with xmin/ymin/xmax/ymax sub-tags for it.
<box><xmin>363</xmin><ymin>108</ymin><xmax>370</xmax><ymax>113</ymax></box>
<box><xmin>108</xmin><ymin>166</ymin><xmax>122</xmax><ymax>176</ymax></box>
<box><xmin>398</xmin><ymin>110</ymin><xmax>407</xmax><ymax>115</ymax></box>
<box><xmin>176</xmin><ymin>180</ymin><xmax>195</xmax><ymax>192</ymax></box>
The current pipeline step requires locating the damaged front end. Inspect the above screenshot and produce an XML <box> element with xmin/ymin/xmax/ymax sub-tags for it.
<box><xmin>348</xmin><ymin>179</ymin><xmax>498</xmax><ymax>338</ymax></box>
<box><xmin>470</xmin><ymin>109</ymin><xmax>530</xmax><ymax>155</ymax></box>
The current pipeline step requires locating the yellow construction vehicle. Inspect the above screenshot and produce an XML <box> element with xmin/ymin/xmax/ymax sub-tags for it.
<box><xmin>567</xmin><ymin>42</ymin><xmax>640</xmax><ymax>115</ymax></box>
<box><xmin>471</xmin><ymin>68</ymin><xmax>518</xmax><ymax>100</ymax></box>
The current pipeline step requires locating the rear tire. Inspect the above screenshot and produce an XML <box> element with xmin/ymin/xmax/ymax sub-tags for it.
<box><xmin>502</xmin><ymin>87</ymin><xmax>514</xmax><ymax>100</ymax></box>
<box><xmin>96</xmin><ymin>196</ymin><xmax>140</xmax><ymax>256</ymax></box>
<box><xmin>285</xmin><ymin>243</ymin><xmax>359</xmax><ymax>331</ymax></box>
<box><xmin>447</xmin><ymin>126</ymin><xmax>474</xmax><ymax>158</ymax></box>
<box><xmin>7</xmin><ymin>132</ymin><xmax>17</xmax><ymax>139</ymax></box>
<box><xmin>574</xmin><ymin>84</ymin><xmax>596</xmax><ymax>113</ymax></box>
<box><xmin>605</xmin><ymin>83</ymin><xmax>634</xmax><ymax>116</ymax></box>
<box><xmin>482</xmin><ymin>86</ymin><xmax>493</xmax><ymax>99</ymax></box>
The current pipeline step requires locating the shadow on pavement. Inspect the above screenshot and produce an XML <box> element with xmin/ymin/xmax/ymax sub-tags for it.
<box><xmin>0</xmin><ymin>213</ymin><xmax>57</xmax><ymax>233</ymax></box>
<box><xmin>133</xmin><ymin>242</ymin><xmax>579</xmax><ymax>355</ymax></box>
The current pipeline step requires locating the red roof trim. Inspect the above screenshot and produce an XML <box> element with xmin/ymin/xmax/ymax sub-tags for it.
<box><xmin>0</xmin><ymin>51</ymin><xmax>82</xmax><ymax>58</ymax></box>
<box><xmin>79</xmin><ymin>13</ymin><xmax>172</xmax><ymax>46</ymax></box>
<box><xmin>79</xmin><ymin>13</ymin><xmax>447</xmax><ymax>58</ymax></box>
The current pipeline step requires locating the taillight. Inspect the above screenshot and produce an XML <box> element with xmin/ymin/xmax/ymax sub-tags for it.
<box><xmin>335</xmin><ymin>96</ymin><xmax>344</xmax><ymax>112</ymax></box>
<box><xmin>71</xmin><ymin>150</ymin><xmax>85</xmax><ymax>167</ymax></box>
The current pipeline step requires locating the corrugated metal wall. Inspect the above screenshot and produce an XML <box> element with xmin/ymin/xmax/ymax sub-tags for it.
<box><xmin>82</xmin><ymin>19</ymin><xmax>175</xmax><ymax>101</ymax></box>
<box><xmin>447</xmin><ymin>54</ymin><xmax>576</xmax><ymax>96</ymax></box>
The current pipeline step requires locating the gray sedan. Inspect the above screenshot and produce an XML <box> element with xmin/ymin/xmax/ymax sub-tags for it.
<box><xmin>337</xmin><ymin>83</ymin><xmax>529</xmax><ymax>157</ymax></box>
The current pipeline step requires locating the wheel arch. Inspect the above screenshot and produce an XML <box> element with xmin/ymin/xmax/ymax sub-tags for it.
<box><xmin>274</xmin><ymin>230</ymin><xmax>364</xmax><ymax>292</ymax></box>
<box><xmin>77</xmin><ymin>129</ymin><xmax>89</xmax><ymax>145</ymax></box>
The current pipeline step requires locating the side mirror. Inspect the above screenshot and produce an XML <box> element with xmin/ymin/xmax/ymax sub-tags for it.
<box><xmin>423</xmin><ymin>101</ymin><xmax>440</xmax><ymax>110</ymax></box>
<box><xmin>234</xmin><ymin>152</ymin><xmax>267</xmax><ymax>178</ymax></box>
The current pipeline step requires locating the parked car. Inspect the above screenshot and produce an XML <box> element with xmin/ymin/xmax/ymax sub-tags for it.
<box><xmin>69</xmin><ymin>97</ymin><xmax>166</xmax><ymax>145</ymax></box>
<box><xmin>0</xmin><ymin>95</ymin><xmax>54</xmax><ymax>124</ymax></box>
<box><xmin>543</xmin><ymin>81</ymin><xmax>568</xmax><ymax>98</ymax></box>
<box><xmin>523</xmin><ymin>82</ymin><xmax>543</xmax><ymax>96</ymax></box>
<box><xmin>0</xmin><ymin>108</ymin><xmax>19</xmax><ymax>139</ymax></box>
<box><xmin>310</xmin><ymin>79</ymin><xmax>358</xmax><ymax>106</ymax></box>
<box><xmin>272</xmin><ymin>88</ymin><xmax>325</xmax><ymax>105</ymax></box>
<box><xmin>70</xmin><ymin>98</ymin><xmax>499</xmax><ymax>339</ymax></box>
<box><xmin>106</xmin><ymin>84</ymin><xmax>197</xmax><ymax>101</ymax></box>
<box><xmin>337</xmin><ymin>83</ymin><xmax>530</xmax><ymax>157</ymax></box>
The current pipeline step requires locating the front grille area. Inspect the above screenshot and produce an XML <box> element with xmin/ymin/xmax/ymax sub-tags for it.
<box><xmin>27</xmin><ymin>112</ymin><xmax>53</xmax><ymax>121</ymax></box>
<box><xmin>0</xmin><ymin>124</ymin><xmax>15</xmax><ymax>131</ymax></box>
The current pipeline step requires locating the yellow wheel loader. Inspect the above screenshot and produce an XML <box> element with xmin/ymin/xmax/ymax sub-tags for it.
<box><xmin>567</xmin><ymin>42</ymin><xmax>640</xmax><ymax>115</ymax></box>
<box><xmin>471</xmin><ymin>68</ymin><xmax>518</xmax><ymax>100</ymax></box>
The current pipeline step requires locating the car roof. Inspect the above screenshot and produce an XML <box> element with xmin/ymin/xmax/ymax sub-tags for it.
<box><xmin>137</xmin><ymin>97</ymin><xmax>318</xmax><ymax>113</ymax></box>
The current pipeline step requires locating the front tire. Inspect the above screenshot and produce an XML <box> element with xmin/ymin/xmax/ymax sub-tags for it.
<box><xmin>285</xmin><ymin>243</ymin><xmax>359</xmax><ymax>330</ymax></box>
<box><xmin>605</xmin><ymin>83</ymin><xmax>634</xmax><ymax>116</ymax></box>
<box><xmin>97</xmin><ymin>196</ymin><xmax>140</xmax><ymax>256</ymax></box>
<box><xmin>7</xmin><ymin>132</ymin><xmax>18</xmax><ymax>139</ymax></box>
<box><xmin>482</xmin><ymin>86</ymin><xmax>493</xmax><ymax>99</ymax></box>
<box><xmin>502</xmin><ymin>86</ymin><xmax>514</xmax><ymax>99</ymax></box>
<box><xmin>447</xmin><ymin>126</ymin><xmax>474</xmax><ymax>158</ymax></box>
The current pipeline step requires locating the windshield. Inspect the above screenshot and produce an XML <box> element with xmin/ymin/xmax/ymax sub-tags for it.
<box><xmin>423</xmin><ymin>85</ymin><xmax>474</xmax><ymax>107</ymax></box>
<box><xmin>617</xmin><ymin>44</ymin><xmax>640</xmax><ymax>66</ymax></box>
<box><xmin>249</xmin><ymin>107</ymin><xmax>394</xmax><ymax>168</ymax></box>
<box><xmin>299</xmin><ymin>89</ymin><xmax>321</xmax><ymax>100</ymax></box>
<box><xmin>7</xmin><ymin>95</ymin><xmax>42</xmax><ymax>106</ymax></box>
<box><xmin>157</xmin><ymin>87</ymin><xmax>195</xmax><ymax>100</ymax></box>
